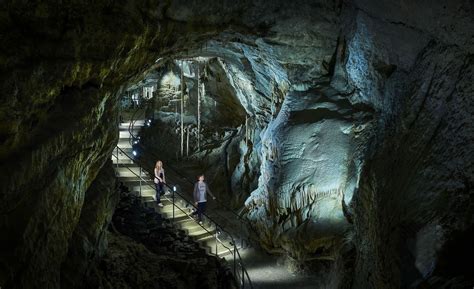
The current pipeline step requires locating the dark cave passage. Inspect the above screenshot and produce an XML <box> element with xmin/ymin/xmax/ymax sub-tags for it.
<box><xmin>0</xmin><ymin>1</ymin><xmax>473</xmax><ymax>289</ymax></box>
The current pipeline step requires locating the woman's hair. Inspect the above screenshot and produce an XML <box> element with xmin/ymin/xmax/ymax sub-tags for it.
<box><xmin>155</xmin><ymin>160</ymin><xmax>163</xmax><ymax>169</ymax></box>
<box><xmin>198</xmin><ymin>174</ymin><xmax>205</xmax><ymax>178</ymax></box>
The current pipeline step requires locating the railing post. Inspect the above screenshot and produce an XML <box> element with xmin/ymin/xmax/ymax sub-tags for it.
<box><xmin>172</xmin><ymin>185</ymin><xmax>176</xmax><ymax>222</ymax></box>
<box><xmin>139</xmin><ymin>166</ymin><xmax>142</xmax><ymax>197</ymax></box>
<box><xmin>233</xmin><ymin>242</ymin><xmax>237</xmax><ymax>278</ymax></box>
<box><xmin>116</xmin><ymin>146</ymin><xmax>119</xmax><ymax>168</ymax></box>
<box><xmin>242</xmin><ymin>263</ymin><xmax>245</xmax><ymax>289</ymax></box>
<box><xmin>215</xmin><ymin>223</ymin><xmax>218</xmax><ymax>257</ymax></box>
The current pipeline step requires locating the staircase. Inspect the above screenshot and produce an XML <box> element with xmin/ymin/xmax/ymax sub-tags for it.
<box><xmin>112</xmin><ymin>117</ymin><xmax>235</xmax><ymax>258</ymax></box>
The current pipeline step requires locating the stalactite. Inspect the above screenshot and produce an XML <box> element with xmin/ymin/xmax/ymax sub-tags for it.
<box><xmin>175</xmin><ymin>93</ymin><xmax>178</xmax><ymax>117</ymax></box>
<box><xmin>197</xmin><ymin>63</ymin><xmax>201</xmax><ymax>152</ymax></box>
<box><xmin>186</xmin><ymin>125</ymin><xmax>190</xmax><ymax>157</ymax></box>
<box><xmin>180</xmin><ymin>60</ymin><xmax>184</xmax><ymax>158</ymax></box>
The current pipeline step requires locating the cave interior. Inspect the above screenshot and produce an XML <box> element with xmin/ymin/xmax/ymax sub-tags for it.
<box><xmin>0</xmin><ymin>1</ymin><xmax>473</xmax><ymax>289</ymax></box>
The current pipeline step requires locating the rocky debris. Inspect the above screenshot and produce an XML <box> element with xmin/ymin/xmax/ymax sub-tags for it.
<box><xmin>112</xmin><ymin>192</ymin><xmax>205</xmax><ymax>257</ymax></box>
<box><xmin>85</xmin><ymin>189</ymin><xmax>236</xmax><ymax>289</ymax></box>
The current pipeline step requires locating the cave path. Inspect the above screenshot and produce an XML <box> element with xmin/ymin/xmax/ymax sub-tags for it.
<box><xmin>113</xmin><ymin>115</ymin><xmax>323</xmax><ymax>289</ymax></box>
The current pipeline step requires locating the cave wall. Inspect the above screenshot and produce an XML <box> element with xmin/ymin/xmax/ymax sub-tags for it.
<box><xmin>0</xmin><ymin>87</ymin><xmax>118</xmax><ymax>289</ymax></box>
<box><xmin>338</xmin><ymin>0</ymin><xmax>474</xmax><ymax>288</ymax></box>
<box><xmin>60</xmin><ymin>160</ymin><xmax>119</xmax><ymax>288</ymax></box>
<box><xmin>0</xmin><ymin>1</ymin><xmax>230</xmax><ymax>288</ymax></box>
<box><xmin>0</xmin><ymin>1</ymin><xmax>163</xmax><ymax>286</ymax></box>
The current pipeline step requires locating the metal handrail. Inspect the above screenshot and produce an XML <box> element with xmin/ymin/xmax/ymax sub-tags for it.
<box><xmin>113</xmin><ymin>146</ymin><xmax>237</xmax><ymax>258</ymax></box>
<box><xmin>113</xmin><ymin>147</ymin><xmax>246</xmax><ymax>286</ymax></box>
<box><xmin>123</xmin><ymin>106</ymin><xmax>253</xmax><ymax>288</ymax></box>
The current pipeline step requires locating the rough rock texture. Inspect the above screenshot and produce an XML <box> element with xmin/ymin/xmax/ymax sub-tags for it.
<box><xmin>246</xmin><ymin>86</ymin><xmax>373</xmax><ymax>259</ymax></box>
<box><xmin>340</xmin><ymin>1</ymin><xmax>474</xmax><ymax>288</ymax></box>
<box><xmin>0</xmin><ymin>87</ymin><xmax>118</xmax><ymax>289</ymax></box>
<box><xmin>0</xmin><ymin>1</ymin><xmax>245</xmax><ymax>288</ymax></box>
<box><xmin>0</xmin><ymin>2</ymin><xmax>166</xmax><ymax>288</ymax></box>
<box><xmin>60</xmin><ymin>160</ymin><xmax>119</xmax><ymax>288</ymax></box>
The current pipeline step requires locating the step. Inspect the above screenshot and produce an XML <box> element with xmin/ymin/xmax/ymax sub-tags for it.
<box><xmin>142</xmin><ymin>196</ymin><xmax>174</xmax><ymax>204</ymax></box>
<box><xmin>134</xmin><ymin>187</ymin><xmax>156</xmax><ymax>196</ymax></box>
<box><xmin>182</xmin><ymin>223</ymin><xmax>208</xmax><ymax>234</ymax></box>
<box><xmin>174</xmin><ymin>218</ymin><xmax>202</xmax><ymax>228</ymax></box>
<box><xmin>111</xmin><ymin>157</ymin><xmax>134</xmax><ymax>165</ymax></box>
<box><xmin>117</xmin><ymin>173</ymin><xmax>155</xmax><ymax>183</ymax></box>
<box><xmin>176</xmin><ymin>220</ymin><xmax>216</xmax><ymax>239</ymax></box>
<box><xmin>160</xmin><ymin>209</ymin><xmax>188</xmax><ymax>219</ymax></box>
<box><xmin>120</xmin><ymin>179</ymin><xmax>155</xmax><ymax>190</ymax></box>
<box><xmin>142</xmin><ymin>196</ymin><xmax>156</xmax><ymax>203</ymax></box>
<box><xmin>119</xmin><ymin>120</ymin><xmax>145</xmax><ymax>128</ymax></box>
<box><xmin>118</xmin><ymin>182</ymin><xmax>155</xmax><ymax>194</ymax></box>
<box><xmin>118</xmin><ymin>179</ymin><xmax>155</xmax><ymax>190</ymax></box>
<box><xmin>117</xmin><ymin>139</ymin><xmax>132</xmax><ymax>148</ymax></box>
<box><xmin>136</xmin><ymin>190</ymin><xmax>176</xmax><ymax>201</ymax></box>
<box><xmin>203</xmin><ymin>238</ymin><xmax>234</xmax><ymax>257</ymax></box>
<box><xmin>119</xmin><ymin>130</ymin><xmax>142</xmax><ymax>139</ymax></box>
<box><xmin>113</xmin><ymin>148</ymin><xmax>136</xmax><ymax>160</ymax></box>
<box><xmin>115</xmin><ymin>167</ymin><xmax>150</xmax><ymax>178</ymax></box>
<box><xmin>145</xmin><ymin>201</ymin><xmax>175</xmax><ymax>212</ymax></box>
<box><xmin>191</xmin><ymin>230</ymin><xmax>215</xmax><ymax>242</ymax></box>
<box><xmin>160</xmin><ymin>204</ymin><xmax>190</xmax><ymax>214</ymax></box>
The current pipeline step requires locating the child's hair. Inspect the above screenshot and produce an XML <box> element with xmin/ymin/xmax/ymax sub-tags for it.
<box><xmin>198</xmin><ymin>174</ymin><xmax>205</xmax><ymax>178</ymax></box>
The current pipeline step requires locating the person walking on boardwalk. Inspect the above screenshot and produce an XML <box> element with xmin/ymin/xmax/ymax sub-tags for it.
<box><xmin>192</xmin><ymin>174</ymin><xmax>216</xmax><ymax>224</ymax></box>
<box><xmin>154</xmin><ymin>160</ymin><xmax>165</xmax><ymax>208</ymax></box>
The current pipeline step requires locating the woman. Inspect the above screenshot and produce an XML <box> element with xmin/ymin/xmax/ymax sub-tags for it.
<box><xmin>154</xmin><ymin>160</ymin><xmax>165</xmax><ymax>208</ymax></box>
<box><xmin>192</xmin><ymin>174</ymin><xmax>216</xmax><ymax>224</ymax></box>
